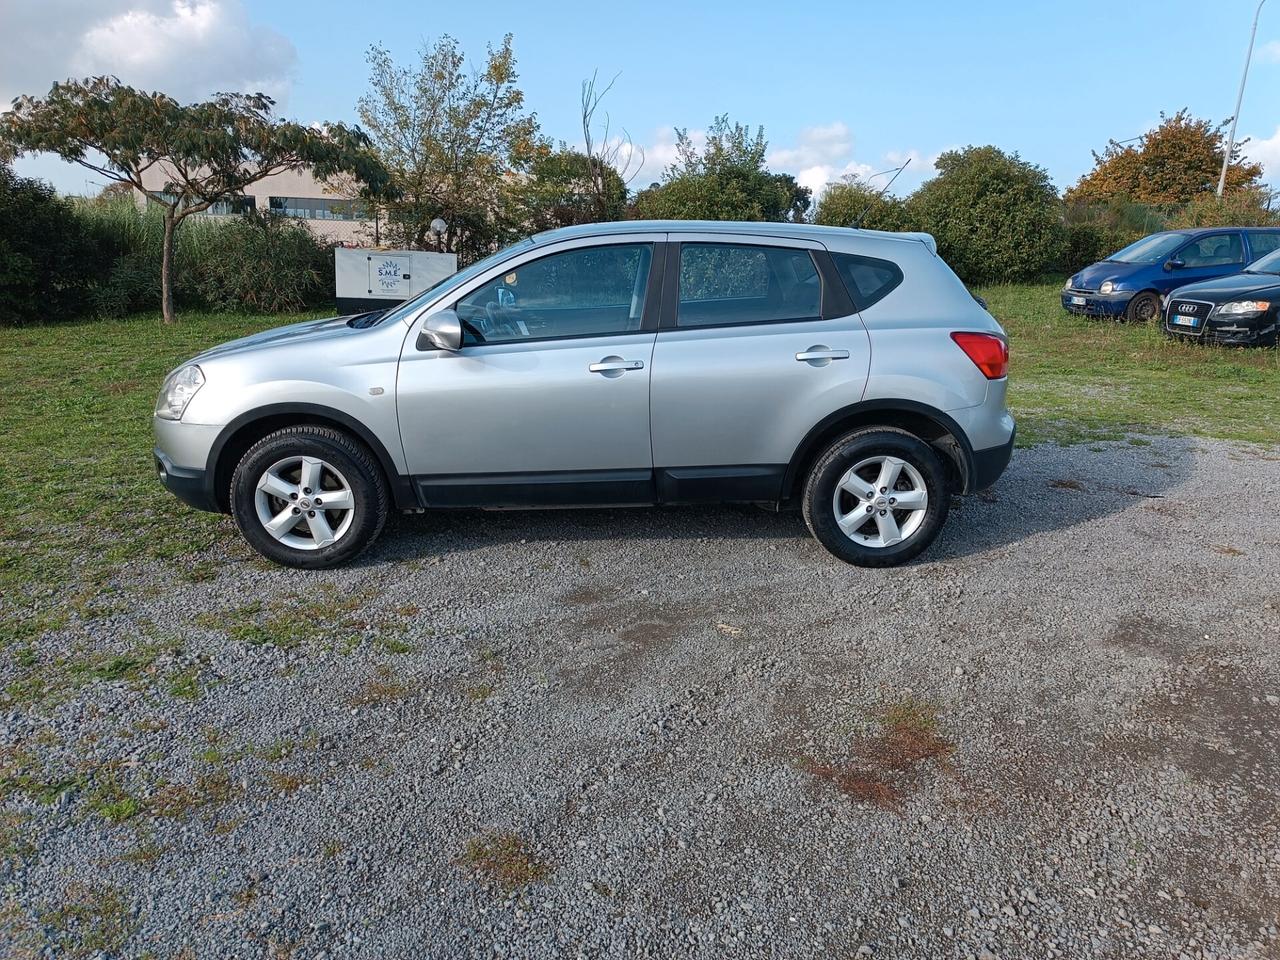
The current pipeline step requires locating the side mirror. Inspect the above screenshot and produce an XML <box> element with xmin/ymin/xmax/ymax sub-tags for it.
<box><xmin>1163</xmin><ymin>258</ymin><xmax>1185</xmax><ymax>271</ymax></box>
<box><xmin>416</xmin><ymin>309</ymin><xmax>462</xmax><ymax>352</ymax></box>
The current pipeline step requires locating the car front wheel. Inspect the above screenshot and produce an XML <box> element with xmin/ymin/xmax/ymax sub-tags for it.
<box><xmin>230</xmin><ymin>425</ymin><xmax>390</xmax><ymax>569</ymax></box>
<box><xmin>802</xmin><ymin>428</ymin><xmax>950</xmax><ymax>567</ymax></box>
<box><xmin>1124</xmin><ymin>291</ymin><xmax>1160</xmax><ymax>323</ymax></box>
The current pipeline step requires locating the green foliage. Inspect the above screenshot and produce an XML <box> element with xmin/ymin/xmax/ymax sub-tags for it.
<box><xmin>813</xmin><ymin>175</ymin><xmax>911</xmax><ymax>231</ymax></box>
<box><xmin>359</xmin><ymin>34</ymin><xmax>542</xmax><ymax>263</ymax></box>
<box><xmin>907</xmin><ymin>146</ymin><xmax>1065</xmax><ymax>284</ymax></box>
<box><xmin>0</xmin><ymin>76</ymin><xmax>388</xmax><ymax>322</ymax></box>
<box><xmin>0</xmin><ymin>166</ymin><xmax>99</xmax><ymax>324</ymax></box>
<box><xmin>1164</xmin><ymin>187</ymin><xmax>1280</xmax><ymax>229</ymax></box>
<box><xmin>632</xmin><ymin>115</ymin><xmax>810</xmax><ymax>222</ymax></box>
<box><xmin>188</xmin><ymin>212</ymin><xmax>331</xmax><ymax>313</ymax></box>
<box><xmin>506</xmin><ymin>148</ymin><xmax>626</xmax><ymax>233</ymax></box>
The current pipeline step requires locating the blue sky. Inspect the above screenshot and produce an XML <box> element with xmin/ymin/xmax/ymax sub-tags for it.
<box><xmin>6</xmin><ymin>0</ymin><xmax>1280</xmax><ymax>198</ymax></box>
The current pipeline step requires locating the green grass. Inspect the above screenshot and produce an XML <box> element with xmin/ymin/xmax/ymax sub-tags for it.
<box><xmin>980</xmin><ymin>282</ymin><xmax>1280</xmax><ymax>446</ymax></box>
<box><xmin>0</xmin><ymin>290</ymin><xmax>1276</xmax><ymax>619</ymax></box>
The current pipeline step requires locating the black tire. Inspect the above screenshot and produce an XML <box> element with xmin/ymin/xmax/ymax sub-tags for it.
<box><xmin>1124</xmin><ymin>291</ymin><xmax>1160</xmax><ymax>324</ymax></box>
<box><xmin>801</xmin><ymin>428</ymin><xmax>950</xmax><ymax>567</ymax></box>
<box><xmin>230</xmin><ymin>425</ymin><xmax>390</xmax><ymax>569</ymax></box>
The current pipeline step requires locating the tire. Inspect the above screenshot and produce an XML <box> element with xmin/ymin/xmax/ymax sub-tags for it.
<box><xmin>1124</xmin><ymin>291</ymin><xmax>1160</xmax><ymax>324</ymax></box>
<box><xmin>801</xmin><ymin>428</ymin><xmax>950</xmax><ymax>567</ymax></box>
<box><xmin>230</xmin><ymin>425</ymin><xmax>390</xmax><ymax>569</ymax></box>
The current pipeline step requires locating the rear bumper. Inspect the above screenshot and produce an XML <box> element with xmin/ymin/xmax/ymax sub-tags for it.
<box><xmin>970</xmin><ymin>426</ymin><xmax>1015</xmax><ymax>492</ymax></box>
<box><xmin>154</xmin><ymin>448</ymin><xmax>219</xmax><ymax>513</ymax></box>
<box><xmin>1062</xmin><ymin>291</ymin><xmax>1130</xmax><ymax>317</ymax></box>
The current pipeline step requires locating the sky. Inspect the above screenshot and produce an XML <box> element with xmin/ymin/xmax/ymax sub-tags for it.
<box><xmin>3</xmin><ymin>0</ymin><xmax>1279</xmax><ymax>200</ymax></box>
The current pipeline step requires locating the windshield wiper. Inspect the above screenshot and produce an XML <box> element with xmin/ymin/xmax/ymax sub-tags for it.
<box><xmin>346</xmin><ymin>309</ymin><xmax>389</xmax><ymax>329</ymax></box>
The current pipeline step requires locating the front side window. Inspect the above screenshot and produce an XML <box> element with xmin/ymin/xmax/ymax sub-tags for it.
<box><xmin>455</xmin><ymin>243</ymin><xmax>653</xmax><ymax>344</ymax></box>
<box><xmin>1247</xmin><ymin>231</ymin><xmax>1280</xmax><ymax>259</ymax></box>
<box><xmin>1177</xmin><ymin>233</ymin><xmax>1243</xmax><ymax>268</ymax></box>
<box><xmin>677</xmin><ymin>243</ymin><xmax>820</xmax><ymax>327</ymax></box>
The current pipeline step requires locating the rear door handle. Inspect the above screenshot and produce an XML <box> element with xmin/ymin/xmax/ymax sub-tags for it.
<box><xmin>795</xmin><ymin>347</ymin><xmax>850</xmax><ymax>363</ymax></box>
<box><xmin>589</xmin><ymin>357</ymin><xmax>644</xmax><ymax>375</ymax></box>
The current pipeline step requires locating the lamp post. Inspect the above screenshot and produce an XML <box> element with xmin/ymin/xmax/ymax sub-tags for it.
<box><xmin>1218</xmin><ymin>0</ymin><xmax>1268</xmax><ymax>197</ymax></box>
<box><xmin>429</xmin><ymin>218</ymin><xmax>448</xmax><ymax>253</ymax></box>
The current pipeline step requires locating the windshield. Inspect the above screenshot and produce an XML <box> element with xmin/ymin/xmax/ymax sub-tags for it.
<box><xmin>378</xmin><ymin>237</ymin><xmax>536</xmax><ymax>325</ymax></box>
<box><xmin>1246</xmin><ymin>248</ymin><xmax>1280</xmax><ymax>274</ymax></box>
<box><xmin>1107</xmin><ymin>233</ymin><xmax>1188</xmax><ymax>264</ymax></box>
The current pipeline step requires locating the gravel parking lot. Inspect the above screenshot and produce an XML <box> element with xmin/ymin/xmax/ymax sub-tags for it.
<box><xmin>3</xmin><ymin>434</ymin><xmax>1279</xmax><ymax>959</ymax></box>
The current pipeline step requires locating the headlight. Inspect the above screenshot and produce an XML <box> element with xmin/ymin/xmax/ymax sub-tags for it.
<box><xmin>1099</xmin><ymin>280</ymin><xmax>1116</xmax><ymax>295</ymax></box>
<box><xmin>154</xmin><ymin>364</ymin><xmax>205</xmax><ymax>421</ymax></box>
<box><xmin>1216</xmin><ymin>300</ymin><xmax>1271</xmax><ymax>315</ymax></box>
<box><xmin>1063</xmin><ymin>277</ymin><xmax>1072</xmax><ymax>291</ymax></box>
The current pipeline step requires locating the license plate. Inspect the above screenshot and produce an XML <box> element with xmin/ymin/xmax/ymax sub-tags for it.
<box><xmin>1070</xmin><ymin>296</ymin><xmax>1086</xmax><ymax>306</ymax></box>
<box><xmin>1172</xmin><ymin>313</ymin><xmax>1200</xmax><ymax>328</ymax></box>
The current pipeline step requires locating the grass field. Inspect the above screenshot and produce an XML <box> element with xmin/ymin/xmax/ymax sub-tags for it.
<box><xmin>0</xmin><ymin>286</ymin><xmax>1277</xmax><ymax>625</ymax></box>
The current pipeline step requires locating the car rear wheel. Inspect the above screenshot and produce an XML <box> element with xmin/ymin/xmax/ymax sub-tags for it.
<box><xmin>1124</xmin><ymin>291</ymin><xmax>1160</xmax><ymax>324</ymax></box>
<box><xmin>802</xmin><ymin>428</ymin><xmax>950</xmax><ymax>567</ymax></box>
<box><xmin>230</xmin><ymin>425</ymin><xmax>389</xmax><ymax>569</ymax></box>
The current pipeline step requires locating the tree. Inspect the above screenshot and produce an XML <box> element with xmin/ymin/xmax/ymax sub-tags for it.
<box><xmin>506</xmin><ymin>148</ymin><xmax>627</xmax><ymax>234</ymax></box>
<box><xmin>907</xmin><ymin>146</ymin><xmax>1065</xmax><ymax>284</ymax></box>
<box><xmin>358</xmin><ymin>34</ymin><xmax>542</xmax><ymax>263</ymax></box>
<box><xmin>1066</xmin><ymin>110</ymin><xmax>1263</xmax><ymax>206</ymax></box>
<box><xmin>0</xmin><ymin>77</ymin><xmax>390</xmax><ymax>324</ymax></box>
<box><xmin>579</xmin><ymin>71</ymin><xmax>644</xmax><ymax>221</ymax></box>
<box><xmin>813</xmin><ymin>174</ymin><xmax>910</xmax><ymax>231</ymax></box>
<box><xmin>632</xmin><ymin>115</ymin><xmax>810</xmax><ymax>222</ymax></box>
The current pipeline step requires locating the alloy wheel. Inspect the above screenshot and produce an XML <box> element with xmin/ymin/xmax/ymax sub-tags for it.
<box><xmin>253</xmin><ymin>455</ymin><xmax>355</xmax><ymax>550</ymax></box>
<box><xmin>831</xmin><ymin>455</ymin><xmax>929</xmax><ymax>548</ymax></box>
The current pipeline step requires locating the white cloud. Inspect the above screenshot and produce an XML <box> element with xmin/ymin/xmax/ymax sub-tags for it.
<box><xmin>1241</xmin><ymin>125</ymin><xmax>1280</xmax><ymax>178</ymax></box>
<box><xmin>2</xmin><ymin>1</ymin><xmax>296</xmax><ymax>107</ymax></box>
<box><xmin>1257</xmin><ymin>39</ymin><xmax>1280</xmax><ymax>63</ymax></box>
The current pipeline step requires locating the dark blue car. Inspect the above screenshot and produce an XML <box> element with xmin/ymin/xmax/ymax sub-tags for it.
<box><xmin>1062</xmin><ymin>227</ymin><xmax>1280</xmax><ymax>321</ymax></box>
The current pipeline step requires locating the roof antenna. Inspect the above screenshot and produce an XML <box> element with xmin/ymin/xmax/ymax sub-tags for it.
<box><xmin>851</xmin><ymin>158</ymin><xmax>910</xmax><ymax>229</ymax></box>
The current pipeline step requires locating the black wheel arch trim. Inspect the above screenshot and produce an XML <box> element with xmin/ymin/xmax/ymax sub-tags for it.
<box><xmin>205</xmin><ymin>403</ymin><xmax>418</xmax><ymax>512</ymax></box>
<box><xmin>780</xmin><ymin>399</ymin><xmax>980</xmax><ymax>499</ymax></box>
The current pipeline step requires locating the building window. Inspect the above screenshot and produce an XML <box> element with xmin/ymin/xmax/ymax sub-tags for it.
<box><xmin>268</xmin><ymin>197</ymin><xmax>367</xmax><ymax>221</ymax></box>
<box><xmin>153</xmin><ymin>189</ymin><xmax>254</xmax><ymax>215</ymax></box>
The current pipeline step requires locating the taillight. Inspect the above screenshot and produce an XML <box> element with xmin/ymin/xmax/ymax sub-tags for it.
<box><xmin>950</xmin><ymin>332</ymin><xmax>1008</xmax><ymax>379</ymax></box>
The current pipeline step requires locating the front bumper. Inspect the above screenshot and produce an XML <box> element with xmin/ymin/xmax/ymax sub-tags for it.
<box><xmin>1062</xmin><ymin>290</ymin><xmax>1130</xmax><ymax>318</ymax></box>
<box><xmin>1164</xmin><ymin>312</ymin><xmax>1278</xmax><ymax>347</ymax></box>
<box><xmin>154</xmin><ymin>448</ymin><xmax>219</xmax><ymax>512</ymax></box>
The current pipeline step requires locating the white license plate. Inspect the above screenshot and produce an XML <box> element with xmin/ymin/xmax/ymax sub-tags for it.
<box><xmin>1070</xmin><ymin>296</ymin><xmax>1086</xmax><ymax>306</ymax></box>
<box><xmin>1172</xmin><ymin>314</ymin><xmax>1199</xmax><ymax>327</ymax></box>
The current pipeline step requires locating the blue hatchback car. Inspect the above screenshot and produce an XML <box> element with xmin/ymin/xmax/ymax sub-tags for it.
<box><xmin>1062</xmin><ymin>227</ymin><xmax>1280</xmax><ymax>322</ymax></box>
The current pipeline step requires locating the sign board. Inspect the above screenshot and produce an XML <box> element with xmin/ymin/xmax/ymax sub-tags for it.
<box><xmin>334</xmin><ymin>248</ymin><xmax>458</xmax><ymax>314</ymax></box>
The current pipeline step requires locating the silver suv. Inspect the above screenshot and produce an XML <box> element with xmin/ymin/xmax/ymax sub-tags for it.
<box><xmin>154</xmin><ymin>221</ymin><xmax>1014</xmax><ymax>568</ymax></box>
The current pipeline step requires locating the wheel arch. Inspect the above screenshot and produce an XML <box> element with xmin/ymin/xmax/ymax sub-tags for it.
<box><xmin>781</xmin><ymin>399</ymin><xmax>976</xmax><ymax>500</ymax></box>
<box><xmin>206</xmin><ymin>403</ymin><xmax>416</xmax><ymax>513</ymax></box>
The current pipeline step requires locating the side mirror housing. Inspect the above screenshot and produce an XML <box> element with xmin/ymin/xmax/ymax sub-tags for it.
<box><xmin>417</xmin><ymin>309</ymin><xmax>462</xmax><ymax>352</ymax></box>
<box><xmin>1163</xmin><ymin>258</ymin><xmax>1184</xmax><ymax>272</ymax></box>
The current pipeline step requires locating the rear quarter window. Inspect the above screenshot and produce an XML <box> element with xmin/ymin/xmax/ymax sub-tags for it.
<box><xmin>829</xmin><ymin>252</ymin><xmax>903</xmax><ymax>310</ymax></box>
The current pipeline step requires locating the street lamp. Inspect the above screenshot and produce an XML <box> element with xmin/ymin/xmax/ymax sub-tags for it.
<box><xmin>429</xmin><ymin>218</ymin><xmax>448</xmax><ymax>252</ymax></box>
<box><xmin>1218</xmin><ymin>0</ymin><xmax>1269</xmax><ymax>197</ymax></box>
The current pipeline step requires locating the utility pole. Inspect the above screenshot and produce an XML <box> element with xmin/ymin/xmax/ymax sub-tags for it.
<box><xmin>1218</xmin><ymin>0</ymin><xmax>1268</xmax><ymax>196</ymax></box>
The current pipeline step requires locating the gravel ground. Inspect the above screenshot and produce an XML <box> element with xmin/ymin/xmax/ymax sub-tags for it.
<box><xmin>2</xmin><ymin>434</ymin><xmax>1279</xmax><ymax>959</ymax></box>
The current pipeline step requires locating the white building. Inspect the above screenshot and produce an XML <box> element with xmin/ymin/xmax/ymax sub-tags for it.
<box><xmin>135</xmin><ymin>164</ymin><xmax>375</xmax><ymax>243</ymax></box>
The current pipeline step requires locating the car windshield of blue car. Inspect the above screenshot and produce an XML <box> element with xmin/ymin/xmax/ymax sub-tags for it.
<box><xmin>1245</xmin><ymin>249</ymin><xmax>1280</xmax><ymax>274</ymax></box>
<box><xmin>378</xmin><ymin>238</ymin><xmax>535</xmax><ymax>325</ymax></box>
<box><xmin>1107</xmin><ymin>233</ymin><xmax>1189</xmax><ymax>263</ymax></box>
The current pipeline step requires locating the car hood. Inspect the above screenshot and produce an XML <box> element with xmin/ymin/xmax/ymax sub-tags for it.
<box><xmin>189</xmin><ymin>314</ymin><xmax>374</xmax><ymax>364</ymax></box>
<box><xmin>1168</xmin><ymin>271</ymin><xmax>1280</xmax><ymax>300</ymax></box>
<box><xmin>1068</xmin><ymin>259</ymin><xmax>1145</xmax><ymax>290</ymax></box>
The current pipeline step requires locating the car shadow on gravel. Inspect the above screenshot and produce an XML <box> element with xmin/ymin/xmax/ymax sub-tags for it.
<box><xmin>358</xmin><ymin>439</ymin><xmax>1195</xmax><ymax>565</ymax></box>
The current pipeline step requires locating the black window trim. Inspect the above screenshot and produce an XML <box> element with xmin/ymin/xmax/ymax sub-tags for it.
<box><xmin>658</xmin><ymin>240</ymin><xmax>853</xmax><ymax>331</ymax></box>
<box><xmin>450</xmin><ymin>240</ymin><xmax>665</xmax><ymax>348</ymax></box>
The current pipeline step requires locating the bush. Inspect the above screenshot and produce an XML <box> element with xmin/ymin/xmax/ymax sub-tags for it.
<box><xmin>906</xmin><ymin>146</ymin><xmax>1066</xmax><ymax>285</ymax></box>
<box><xmin>813</xmin><ymin>176</ymin><xmax>911</xmax><ymax>232</ymax></box>
<box><xmin>189</xmin><ymin>213</ymin><xmax>331</xmax><ymax>313</ymax></box>
<box><xmin>0</xmin><ymin>166</ymin><xmax>99</xmax><ymax>324</ymax></box>
<box><xmin>1165</xmin><ymin>188</ymin><xmax>1279</xmax><ymax>229</ymax></box>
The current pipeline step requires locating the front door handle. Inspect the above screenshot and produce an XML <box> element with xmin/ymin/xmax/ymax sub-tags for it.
<box><xmin>589</xmin><ymin>357</ymin><xmax>644</xmax><ymax>377</ymax></box>
<box><xmin>795</xmin><ymin>346</ymin><xmax>850</xmax><ymax>365</ymax></box>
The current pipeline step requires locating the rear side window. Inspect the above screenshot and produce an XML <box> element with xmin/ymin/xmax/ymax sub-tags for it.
<box><xmin>677</xmin><ymin>243</ymin><xmax>821</xmax><ymax>327</ymax></box>
<box><xmin>830</xmin><ymin>252</ymin><xmax>903</xmax><ymax>310</ymax></box>
<box><xmin>1248</xmin><ymin>231</ymin><xmax>1280</xmax><ymax>259</ymax></box>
